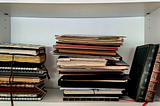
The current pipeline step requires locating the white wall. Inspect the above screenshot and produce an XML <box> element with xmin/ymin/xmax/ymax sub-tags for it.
<box><xmin>145</xmin><ymin>7</ymin><xmax>160</xmax><ymax>97</ymax></box>
<box><xmin>145</xmin><ymin>8</ymin><xmax>160</xmax><ymax>44</ymax></box>
<box><xmin>0</xmin><ymin>12</ymin><xmax>10</xmax><ymax>43</ymax></box>
<box><xmin>11</xmin><ymin>17</ymin><xmax>144</xmax><ymax>88</ymax></box>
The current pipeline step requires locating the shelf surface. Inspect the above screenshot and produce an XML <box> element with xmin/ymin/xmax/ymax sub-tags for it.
<box><xmin>0</xmin><ymin>2</ymin><xmax>160</xmax><ymax>18</ymax></box>
<box><xmin>0</xmin><ymin>89</ymin><xmax>160</xmax><ymax>106</ymax></box>
<box><xmin>1</xmin><ymin>0</ymin><xmax>160</xmax><ymax>3</ymax></box>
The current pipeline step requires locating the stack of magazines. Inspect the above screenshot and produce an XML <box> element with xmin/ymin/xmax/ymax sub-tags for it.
<box><xmin>53</xmin><ymin>34</ymin><xmax>129</xmax><ymax>101</ymax></box>
<box><xmin>0</xmin><ymin>43</ymin><xmax>48</xmax><ymax>101</ymax></box>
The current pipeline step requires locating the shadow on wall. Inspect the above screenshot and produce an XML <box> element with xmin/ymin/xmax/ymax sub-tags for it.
<box><xmin>44</xmin><ymin>46</ymin><xmax>59</xmax><ymax>88</ymax></box>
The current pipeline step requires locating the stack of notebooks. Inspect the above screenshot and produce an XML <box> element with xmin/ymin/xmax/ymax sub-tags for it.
<box><xmin>53</xmin><ymin>34</ymin><xmax>130</xmax><ymax>101</ymax></box>
<box><xmin>0</xmin><ymin>43</ymin><xmax>48</xmax><ymax>101</ymax></box>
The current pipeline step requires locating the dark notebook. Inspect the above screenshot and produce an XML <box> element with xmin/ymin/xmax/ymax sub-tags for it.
<box><xmin>58</xmin><ymin>74</ymin><xmax>129</xmax><ymax>88</ymax></box>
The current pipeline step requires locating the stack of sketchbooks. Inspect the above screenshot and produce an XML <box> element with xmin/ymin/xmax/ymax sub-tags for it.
<box><xmin>53</xmin><ymin>34</ymin><xmax>130</xmax><ymax>101</ymax></box>
<box><xmin>0</xmin><ymin>43</ymin><xmax>48</xmax><ymax>101</ymax></box>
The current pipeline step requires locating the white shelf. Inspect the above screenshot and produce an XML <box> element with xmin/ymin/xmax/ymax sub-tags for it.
<box><xmin>0</xmin><ymin>2</ymin><xmax>160</xmax><ymax>18</ymax></box>
<box><xmin>0</xmin><ymin>89</ymin><xmax>160</xmax><ymax>106</ymax></box>
<box><xmin>1</xmin><ymin>1</ymin><xmax>160</xmax><ymax>106</ymax></box>
<box><xmin>1</xmin><ymin>0</ymin><xmax>160</xmax><ymax>3</ymax></box>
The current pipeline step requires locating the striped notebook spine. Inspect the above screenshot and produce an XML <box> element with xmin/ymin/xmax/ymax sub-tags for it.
<box><xmin>145</xmin><ymin>47</ymin><xmax>160</xmax><ymax>102</ymax></box>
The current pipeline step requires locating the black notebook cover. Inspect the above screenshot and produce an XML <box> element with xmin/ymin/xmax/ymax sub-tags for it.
<box><xmin>58</xmin><ymin>74</ymin><xmax>129</xmax><ymax>88</ymax></box>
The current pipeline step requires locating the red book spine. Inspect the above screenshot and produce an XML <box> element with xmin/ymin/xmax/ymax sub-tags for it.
<box><xmin>53</xmin><ymin>45</ymin><xmax>118</xmax><ymax>50</ymax></box>
<box><xmin>145</xmin><ymin>47</ymin><xmax>160</xmax><ymax>102</ymax></box>
<box><xmin>0</xmin><ymin>87</ymin><xmax>38</xmax><ymax>92</ymax></box>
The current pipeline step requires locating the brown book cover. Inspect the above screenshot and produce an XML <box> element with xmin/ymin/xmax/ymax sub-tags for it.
<box><xmin>55</xmin><ymin>48</ymin><xmax>116</xmax><ymax>56</ymax></box>
<box><xmin>145</xmin><ymin>45</ymin><xmax>160</xmax><ymax>102</ymax></box>
<box><xmin>0</xmin><ymin>85</ymin><xmax>44</xmax><ymax>92</ymax></box>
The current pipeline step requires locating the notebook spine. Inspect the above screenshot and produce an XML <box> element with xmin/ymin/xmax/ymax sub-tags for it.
<box><xmin>145</xmin><ymin>52</ymin><xmax>160</xmax><ymax>102</ymax></box>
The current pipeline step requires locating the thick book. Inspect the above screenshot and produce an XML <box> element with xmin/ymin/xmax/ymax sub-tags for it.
<box><xmin>55</xmin><ymin>48</ymin><xmax>116</xmax><ymax>56</ymax></box>
<box><xmin>58</xmin><ymin>74</ymin><xmax>129</xmax><ymax>88</ymax></box>
<box><xmin>145</xmin><ymin>45</ymin><xmax>160</xmax><ymax>102</ymax></box>
<box><xmin>59</xmin><ymin>60</ymin><xmax>129</xmax><ymax>70</ymax></box>
<box><xmin>0</xmin><ymin>43</ymin><xmax>45</xmax><ymax>55</ymax></box>
<box><xmin>53</xmin><ymin>51</ymin><xmax>122</xmax><ymax>61</ymax></box>
<box><xmin>0</xmin><ymin>54</ymin><xmax>46</xmax><ymax>63</ymax></box>
<box><xmin>55</xmin><ymin>35</ymin><xmax>125</xmax><ymax>46</ymax></box>
<box><xmin>128</xmin><ymin>44</ymin><xmax>159</xmax><ymax>102</ymax></box>
<box><xmin>57</xmin><ymin>57</ymin><xmax>107</xmax><ymax>67</ymax></box>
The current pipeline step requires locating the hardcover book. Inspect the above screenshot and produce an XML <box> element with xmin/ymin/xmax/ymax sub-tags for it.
<box><xmin>145</xmin><ymin>45</ymin><xmax>160</xmax><ymax>102</ymax></box>
<box><xmin>128</xmin><ymin>44</ymin><xmax>159</xmax><ymax>102</ymax></box>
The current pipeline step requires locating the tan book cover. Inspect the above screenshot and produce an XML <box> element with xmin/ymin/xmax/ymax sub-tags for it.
<box><xmin>0</xmin><ymin>54</ymin><xmax>46</xmax><ymax>63</ymax></box>
<box><xmin>0</xmin><ymin>76</ymin><xmax>43</xmax><ymax>83</ymax></box>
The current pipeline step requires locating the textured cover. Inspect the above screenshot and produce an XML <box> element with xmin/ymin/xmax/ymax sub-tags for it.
<box><xmin>145</xmin><ymin>45</ymin><xmax>160</xmax><ymax>102</ymax></box>
<box><xmin>0</xmin><ymin>43</ymin><xmax>44</xmax><ymax>50</ymax></box>
<box><xmin>128</xmin><ymin>44</ymin><xmax>159</xmax><ymax>102</ymax></box>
